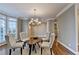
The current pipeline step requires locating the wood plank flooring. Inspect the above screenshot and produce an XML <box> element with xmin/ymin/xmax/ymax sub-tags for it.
<box><xmin>52</xmin><ymin>39</ymin><xmax>75</xmax><ymax>55</ymax></box>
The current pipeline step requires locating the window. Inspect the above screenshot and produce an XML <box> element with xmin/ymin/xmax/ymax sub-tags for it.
<box><xmin>0</xmin><ymin>14</ymin><xmax>6</xmax><ymax>43</ymax></box>
<box><xmin>0</xmin><ymin>14</ymin><xmax>17</xmax><ymax>44</ymax></box>
<box><xmin>7</xmin><ymin>17</ymin><xmax>17</xmax><ymax>37</ymax></box>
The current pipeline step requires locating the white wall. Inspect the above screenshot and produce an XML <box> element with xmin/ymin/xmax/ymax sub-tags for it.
<box><xmin>57</xmin><ymin>5</ymin><xmax>77</xmax><ymax>53</ymax></box>
<box><xmin>33</xmin><ymin>22</ymin><xmax>47</xmax><ymax>37</ymax></box>
<box><xmin>49</xmin><ymin>20</ymin><xmax>54</xmax><ymax>33</ymax></box>
<box><xmin>17</xmin><ymin>19</ymin><xmax>29</xmax><ymax>39</ymax></box>
<box><xmin>77</xmin><ymin>14</ymin><xmax>79</xmax><ymax>45</ymax></box>
<box><xmin>22</xmin><ymin>20</ymin><xmax>29</xmax><ymax>33</ymax></box>
<box><xmin>32</xmin><ymin>20</ymin><xmax>54</xmax><ymax>37</ymax></box>
<box><xmin>17</xmin><ymin>18</ymin><xmax>23</xmax><ymax>39</ymax></box>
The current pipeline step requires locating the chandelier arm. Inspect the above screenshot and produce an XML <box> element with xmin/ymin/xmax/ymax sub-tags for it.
<box><xmin>29</xmin><ymin>9</ymin><xmax>41</xmax><ymax>25</ymax></box>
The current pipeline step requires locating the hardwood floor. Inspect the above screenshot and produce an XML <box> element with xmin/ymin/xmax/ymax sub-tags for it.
<box><xmin>0</xmin><ymin>40</ymin><xmax>75</xmax><ymax>55</ymax></box>
<box><xmin>52</xmin><ymin>40</ymin><xmax>75</xmax><ymax>55</ymax></box>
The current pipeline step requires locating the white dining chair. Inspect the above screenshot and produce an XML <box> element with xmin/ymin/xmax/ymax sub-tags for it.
<box><xmin>40</xmin><ymin>33</ymin><xmax>55</xmax><ymax>55</ymax></box>
<box><xmin>42</xmin><ymin>33</ymin><xmax>51</xmax><ymax>42</ymax></box>
<box><xmin>20</xmin><ymin>32</ymin><xmax>29</xmax><ymax>48</ymax></box>
<box><xmin>20</xmin><ymin>32</ymin><xmax>29</xmax><ymax>42</ymax></box>
<box><xmin>5</xmin><ymin>33</ymin><xmax>24</xmax><ymax>55</ymax></box>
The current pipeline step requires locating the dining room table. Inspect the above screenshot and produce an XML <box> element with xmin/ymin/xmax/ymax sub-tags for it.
<box><xmin>27</xmin><ymin>36</ymin><xmax>42</xmax><ymax>55</ymax></box>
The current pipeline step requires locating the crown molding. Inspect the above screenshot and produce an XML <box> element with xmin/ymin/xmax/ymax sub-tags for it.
<box><xmin>55</xmin><ymin>4</ymin><xmax>74</xmax><ymax>19</ymax></box>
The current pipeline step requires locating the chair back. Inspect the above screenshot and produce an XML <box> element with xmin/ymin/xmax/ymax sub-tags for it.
<box><xmin>8</xmin><ymin>33</ymin><xmax>16</xmax><ymax>47</ymax></box>
<box><xmin>20</xmin><ymin>32</ymin><xmax>27</xmax><ymax>40</ymax></box>
<box><xmin>46</xmin><ymin>32</ymin><xmax>51</xmax><ymax>41</ymax></box>
<box><xmin>5</xmin><ymin>35</ymin><xmax>11</xmax><ymax>48</ymax></box>
<box><xmin>49</xmin><ymin>33</ymin><xmax>55</xmax><ymax>48</ymax></box>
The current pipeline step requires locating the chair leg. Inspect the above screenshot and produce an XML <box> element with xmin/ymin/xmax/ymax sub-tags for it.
<box><xmin>29</xmin><ymin>45</ymin><xmax>32</xmax><ymax>55</ymax></box>
<box><xmin>23</xmin><ymin>42</ymin><xmax>26</xmax><ymax>49</ymax></box>
<box><xmin>32</xmin><ymin>44</ymin><xmax>37</xmax><ymax>53</ymax></box>
<box><xmin>23</xmin><ymin>44</ymin><xmax>25</xmax><ymax>49</ymax></box>
<box><xmin>20</xmin><ymin>48</ymin><xmax>22</xmax><ymax>55</ymax></box>
<box><xmin>41</xmin><ymin>47</ymin><xmax>42</xmax><ymax>55</ymax></box>
<box><xmin>37</xmin><ymin>43</ymin><xmax>40</xmax><ymax>48</ymax></box>
<box><xmin>50</xmin><ymin>48</ymin><xmax>52</xmax><ymax>55</ymax></box>
<box><xmin>13</xmin><ymin>48</ymin><xmax>15</xmax><ymax>51</ymax></box>
<box><xmin>9</xmin><ymin>49</ymin><xmax>11</xmax><ymax>55</ymax></box>
<box><xmin>32</xmin><ymin>44</ymin><xmax>35</xmax><ymax>51</ymax></box>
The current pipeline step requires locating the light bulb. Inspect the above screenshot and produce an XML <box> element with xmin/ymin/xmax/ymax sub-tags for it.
<box><xmin>38</xmin><ymin>21</ymin><xmax>41</xmax><ymax>25</ymax></box>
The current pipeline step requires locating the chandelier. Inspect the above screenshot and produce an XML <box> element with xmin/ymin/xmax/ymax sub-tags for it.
<box><xmin>29</xmin><ymin>9</ymin><xmax>41</xmax><ymax>25</ymax></box>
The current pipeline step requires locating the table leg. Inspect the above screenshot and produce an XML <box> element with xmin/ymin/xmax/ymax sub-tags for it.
<box><xmin>29</xmin><ymin>45</ymin><xmax>32</xmax><ymax>55</ymax></box>
<box><xmin>32</xmin><ymin>44</ymin><xmax>37</xmax><ymax>53</ymax></box>
<box><xmin>32</xmin><ymin>44</ymin><xmax>35</xmax><ymax>51</ymax></box>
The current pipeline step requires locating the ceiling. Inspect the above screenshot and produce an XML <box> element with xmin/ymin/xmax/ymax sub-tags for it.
<box><xmin>0</xmin><ymin>3</ymin><xmax>69</xmax><ymax>19</ymax></box>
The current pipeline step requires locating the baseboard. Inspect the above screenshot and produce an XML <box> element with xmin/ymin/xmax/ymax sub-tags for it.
<box><xmin>57</xmin><ymin>40</ymin><xmax>77</xmax><ymax>55</ymax></box>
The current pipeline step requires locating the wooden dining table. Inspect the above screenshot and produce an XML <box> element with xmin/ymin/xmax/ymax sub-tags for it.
<box><xmin>28</xmin><ymin>37</ymin><xmax>42</xmax><ymax>55</ymax></box>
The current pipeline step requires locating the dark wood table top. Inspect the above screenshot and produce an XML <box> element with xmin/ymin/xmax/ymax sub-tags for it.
<box><xmin>28</xmin><ymin>37</ymin><xmax>42</xmax><ymax>45</ymax></box>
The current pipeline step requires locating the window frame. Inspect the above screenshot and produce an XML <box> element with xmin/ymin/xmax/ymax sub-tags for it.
<box><xmin>0</xmin><ymin>13</ymin><xmax>17</xmax><ymax>44</ymax></box>
<box><xmin>7</xmin><ymin>17</ymin><xmax>17</xmax><ymax>38</ymax></box>
<box><xmin>0</xmin><ymin>15</ymin><xmax>6</xmax><ymax>43</ymax></box>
